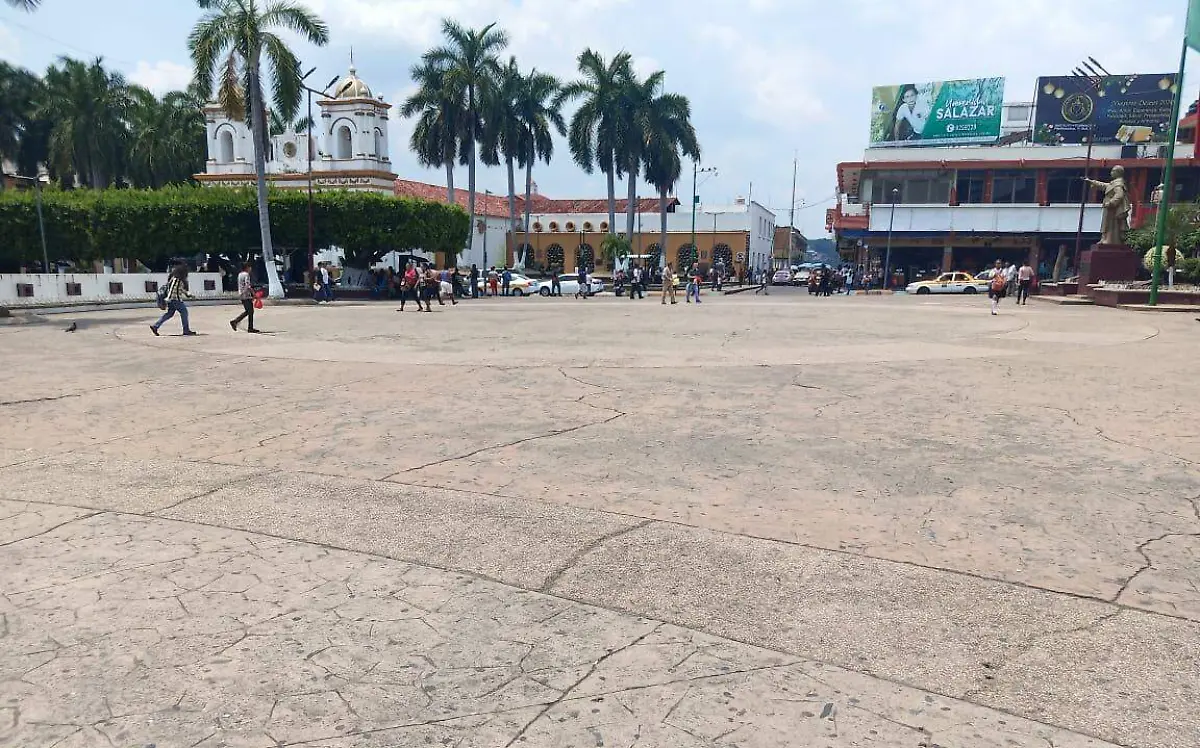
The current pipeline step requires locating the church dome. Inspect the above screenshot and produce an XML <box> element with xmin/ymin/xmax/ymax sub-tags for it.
<box><xmin>331</xmin><ymin>66</ymin><xmax>372</xmax><ymax>99</ymax></box>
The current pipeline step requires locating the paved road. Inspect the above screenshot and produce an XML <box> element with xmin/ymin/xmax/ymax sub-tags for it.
<box><xmin>1</xmin><ymin>291</ymin><xmax>1196</xmax><ymax>747</ymax></box>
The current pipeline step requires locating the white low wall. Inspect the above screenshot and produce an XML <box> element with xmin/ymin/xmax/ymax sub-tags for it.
<box><xmin>0</xmin><ymin>273</ymin><xmax>229</xmax><ymax>307</ymax></box>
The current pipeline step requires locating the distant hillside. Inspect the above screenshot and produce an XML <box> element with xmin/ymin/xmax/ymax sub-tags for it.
<box><xmin>805</xmin><ymin>238</ymin><xmax>838</xmax><ymax>264</ymax></box>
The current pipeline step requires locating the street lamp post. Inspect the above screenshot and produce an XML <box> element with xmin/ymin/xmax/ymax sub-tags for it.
<box><xmin>482</xmin><ymin>190</ymin><xmax>491</xmax><ymax>270</ymax></box>
<box><xmin>5</xmin><ymin>172</ymin><xmax>50</xmax><ymax>273</ymax></box>
<box><xmin>300</xmin><ymin>71</ymin><xmax>341</xmax><ymax>278</ymax></box>
<box><xmin>884</xmin><ymin>187</ymin><xmax>898</xmax><ymax>290</ymax></box>
<box><xmin>690</xmin><ymin>161</ymin><xmax>717</xmax><ymax>264</ymax></box>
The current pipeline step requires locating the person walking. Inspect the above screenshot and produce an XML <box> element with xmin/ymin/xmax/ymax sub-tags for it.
<box><xmin>661</xmin><ymin>264</ymin><xmax>677</xmax><ymax>304</ymax></box>
<box><xmin>988</xmin><ymin>260</ymin><xmax>1007</xmax><ymax>315</ymax></box>
<box><xmin>398</xmin><ymin>261</ymin><xmax>420</xmax><ymax>312</ymax></box>
<box><xmin>318</xmin><ymin>262</ymin><xmax>333</xmax><ymax>303</ymax></box>
<box><xmin>501</xmin><ymin>267</ymin><xmax>512</xmax><ymax>297</ymax></box>
<box><xmin>451</xmin><ymin>266</ymin><xmax>464</xmax><ymax>300</ymax></box>
<box><xmin>754</xmin><ymin>266</ymin><xmax>769</xmax><ymax>295</ymax></box>
<box><xmin>470</xmin><ymin>264</ymin><xmax>481</xmax><ymax>299</ymax></box>
<box><xmin>575</xmin><ymin>266</ymin><xmax>589</xmax><ymax>299</ymax></box>
<box><xmin>1017</xmin><ymin>261</ymin><xmax>1034</xmax><ymax>305</ymax></box>
<box><xmin>687</xmin><ymin>263</ymin><xmax>703</xmax><ymax>304</ymax></box>
<box><xmin>420</xmin><ymin>265</ymin><xmax>438</xmax><ymax>311</ymax></box>
<box><xmin>551</xmin><ymin>267</ymin><xmax>562</xmax><ymax>297</ymax></box>
<box><xmin>151</xmin><ymin>264</ymin><xmax>196</xmax><ymax>336</ymax></box>
<box><xmin>229</xmin><ymin>262</ymin><xmax>261</xmax><ymax>333</ymax></box>
<box><xmin>487</xmin><ymin>266</ymin><xmax>500</xmax><ymax>297</ymax></box>
<box><xmin>630</xmin><ymin>264</ymin><xmax>644</xmax><ymax>300</ymax></box>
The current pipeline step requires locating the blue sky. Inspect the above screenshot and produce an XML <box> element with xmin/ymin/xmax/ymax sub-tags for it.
<box><xmin>0</xmin><ymin>0</ymin><xmax>1190</xmax><ymax>237</ymax></box>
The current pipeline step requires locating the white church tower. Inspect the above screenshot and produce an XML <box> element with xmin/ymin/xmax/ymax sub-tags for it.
<box><xmin>197</xmin><ymin>63</ymin><xmax>396</xmax><ymax>193</ymax></box>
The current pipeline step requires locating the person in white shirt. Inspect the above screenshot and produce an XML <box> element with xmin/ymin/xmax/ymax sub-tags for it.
<box><xmin>1016</xmin><ymin>262</ymin><xmax>1035</xmax><ymax>305</ymax></box>
<box><xmin>229</xmin><ymin>262</ymin><xmax>261</xmax><ymax>332</ymax></box>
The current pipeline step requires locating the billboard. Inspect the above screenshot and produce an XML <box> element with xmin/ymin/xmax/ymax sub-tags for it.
<box><xmin>1033</xmin><ymin>74</ymin><xmax>1178</xmax><ymax>145</ymax></box>
<box><xmin>869</xmin><ymin>78</ymin><xmax>1005</xmax><ymax>147</ymax></box>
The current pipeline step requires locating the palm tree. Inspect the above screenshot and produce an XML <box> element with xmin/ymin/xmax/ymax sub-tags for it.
<box><xmin>127</xmin><ymin>87</ymin><xmax>207</xmax><ymax>188</ymax></box>
<box><xmin>423</xmin><ymin>20</ymin><xmax>508</xmax><ymax>263</ymax></box>
<box><xmin>515</xmin><ymin>69</ymin><xmax>564</xmax><ymax>269</ymax></box>
<box><xmin>640</xmin><ymin>77</ymin><xmax>700</xmax><ymax>271</ymax></box>
<box><xmin>558</xmin><ymin>49</ymin><xmax>634</xmax><ymax>238</ymax></box>
<box><xmin>402</xmin><ymin>60</ymin><xmax>466</xmax><ymax>205</ymax></box>
<box><xmin>481</xmin><ymin>56</ymin><xmax>523</xmax><ymax>264</ymax></box>
<box><xmin>40</xmin><ymin>57</ymin><xmax>132</xmax><ymax>188</ymax></box>
<box><xmin>188</xmin><ymin>0</ymin><xmax>330</xmax><ymax>298</ymax></box>
<box><xmin>0</xmin><ymin>62</ymin><xmax>46</xmax><ymax>185</ymax></box>
<box><xmin>4</xmin><ymin>0</ymin><xmax>39</xmax><ymax>9</ymax></box>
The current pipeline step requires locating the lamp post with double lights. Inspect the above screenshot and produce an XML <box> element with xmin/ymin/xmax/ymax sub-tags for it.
<box><xmin>299</xmin><ymin>69</ymin><xmax>342</xmax><ymax>275</ymax></box>
<box><xmin>4</xmin><ymin>171</ymin><xmax>51</xmax><ymax>273</ymax></box>
<box><xmin>690</xmin><ymin>161</ymin><xmax>718</xmax><ymax>260</ymax></box>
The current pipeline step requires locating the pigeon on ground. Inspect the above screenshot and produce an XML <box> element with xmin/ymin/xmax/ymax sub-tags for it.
<box><xmin>64</xmin><ymin>322</ymin><xmax>77</xmax><ymax>332</ymax></box>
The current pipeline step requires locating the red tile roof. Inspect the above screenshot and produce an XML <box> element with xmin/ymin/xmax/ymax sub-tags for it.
<box><xmin>393</xmin><ymin>178</ymin><xmax>678</xmax><ymax>218</ymax></box>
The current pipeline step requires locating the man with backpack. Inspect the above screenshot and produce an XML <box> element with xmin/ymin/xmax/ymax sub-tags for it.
<box><xmin>988</xmin><ymin>260</ymin><xmax>1007</xmax><ymax>315</ymax></box>
<box><xmin>150</xmin><ymin>264</ymin><xmax>196</xmax><ymax>336</ymax></box>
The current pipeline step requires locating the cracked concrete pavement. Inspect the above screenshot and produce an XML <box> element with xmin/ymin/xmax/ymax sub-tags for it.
<box><xmin>1</xmin><ymin>291</ymin><xmax>1198</xmax><ymax>747</ymax></box>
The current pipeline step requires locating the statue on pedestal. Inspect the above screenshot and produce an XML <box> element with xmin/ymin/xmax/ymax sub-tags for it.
<box><xmin>1082</xmin><ymin>166</ymin><xmax>1131</xmax><ymax>246</ymax></box>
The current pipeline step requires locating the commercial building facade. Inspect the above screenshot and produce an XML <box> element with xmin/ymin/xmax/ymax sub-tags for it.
<box><xmin>829</xmin><ymin>74</ymin><xmax>1191</xmax><ymax>285</ymax></box>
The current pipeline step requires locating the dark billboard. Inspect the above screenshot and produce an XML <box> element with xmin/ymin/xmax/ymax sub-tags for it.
<box><xmin>1033</xmin><ymin>74</ymin><xmax>1177</xmax><ymax>145</ymax></box>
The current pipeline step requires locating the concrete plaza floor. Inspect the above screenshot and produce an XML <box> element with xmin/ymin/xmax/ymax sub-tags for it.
<box><xmin>0</xmin><ymin>289</ymin><xmax>1197</xmax><ymax>748</ymax></box>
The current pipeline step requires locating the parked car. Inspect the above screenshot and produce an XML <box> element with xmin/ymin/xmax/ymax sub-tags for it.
<box><xmin>905</xmin><ymin>272</ymin><xmax>989</xmax><ymax>295</ymax></box>
<box><xmin>475</xmin><ymin>273</ymin><xmax>536</xmax><ymax>296</ymax></box>
<box><xmin>771</xmin><ymin>269</ymin><xmax>793</xmax><ymax>285</ymax></box>
<box><xmin>532</xmin><ymin>274</ymin><xmax>605</xmax><ymax>297</ymax></box>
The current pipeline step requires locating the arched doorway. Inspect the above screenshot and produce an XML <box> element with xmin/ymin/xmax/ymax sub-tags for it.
<box><xmin>335</xmin><ymin>124</ymin><xmax>353</xmax><ymax>159</ymax></box>
<box><xmin>575</xmin><ymin>243</ymin><xmax>594</xmax><ymax>272</ymax></box>
<box><xmin>546</xmin><ymin>244</ymin><xmax>564</xmax><ymax>273</ymax></box>
<box><xmin>217</xmin><ymin>128</ymin><xmax>235</xmax><ymax>162</ymax></box>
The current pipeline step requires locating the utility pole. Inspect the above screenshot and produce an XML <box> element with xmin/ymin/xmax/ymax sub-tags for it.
<box><xmin>1149</xmin><ymin>42</ymin><xmax>1189</xmax><ymax>306</ymax></box>
<box><xmin>690</xmin><ymin>160</ymin><xmax>717</xmax><ymax>265</ymax></box>
<box><xmin>300</xmin><ymin>70</ymin><xmax>340</xmax><ymax>277</ymax></box>
<box><xmin>884</xmin><ymin>187</ymin><xmax>898</xmax><ymax>290</ymax></box>
<box><xmin>789</xmin><ymin>155</ymin><xmax>798</xmax><ymax>273</ymax></box>
<box><xmin>1068</xmin><ymin>58</ymin><xmax>1110</xmax><ymax>279</ymax></box>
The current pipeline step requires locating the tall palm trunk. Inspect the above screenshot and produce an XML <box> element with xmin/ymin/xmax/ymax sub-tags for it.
<box><xmin>466</xmin><ymin>87</ymin><xmax>479</xmax><ymax>267</ymax></box>
<box><xmin>249</xmin><ymin>60</ymin><xmax>283</xmax><ymax>298</ymax></box>
<box><xmin>625</xmin><ymin>164</ymin><xmax>637</xmax><ymax>241</ymax></box>
<box><xmin>659</xmin><ymin>188</ymin><xmax>668</xmax><ymax>270</ymax></box>
<box><xmin>524</xmin><ymin>156</ymin><xmax>534</xmax><ymax>270</ymax></box>
<box><xmin>506</xmin><ymin>155</ymin><xmax>518</xmax><ymax>269</ymax></box>
<box><xmin>605</xmin><ymin>166</ymin><xmax>616</xmax><ymax>235</ymax></box>
<box><xmin>445</xmin><ymin>161</ymin><xmax>455</xmax><ymax>205</ymax></box>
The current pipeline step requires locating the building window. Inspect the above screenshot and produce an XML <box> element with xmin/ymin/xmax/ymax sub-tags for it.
<box><xmin>991</xmin><ymin>170</ymin><xmax>1036</xmax><ymax>204</ymax></box>
<box><xmin>867</xmin><ymin>170</ymin><xmax>951</xmax><ymax>204</ymax></box>
<box><xmin>955</xmin><ymin>170</ymin><xmax>987</xmax><ymax>204</ymax></box>
<box><xmin>1046</xmin><ymin>169</ymin><xmax>1089</xmax><ymax>204</ymax></box>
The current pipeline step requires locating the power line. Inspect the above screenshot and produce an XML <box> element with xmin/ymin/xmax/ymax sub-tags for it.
<box><xmin>1</xmin><ymin>13</ymin><xmax>139</xmax><ymax>67</ymax></box>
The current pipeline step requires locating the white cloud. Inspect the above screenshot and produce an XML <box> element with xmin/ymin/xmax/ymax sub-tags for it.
<box><xmin>0</xmin><ymin>22</ymin><xmax>21</xmax><ymax>65</ymax></box>
<box><xmin>128</xmin><ymin>59</ymin><xmax>193</xmax><ymax>94</ymax></box>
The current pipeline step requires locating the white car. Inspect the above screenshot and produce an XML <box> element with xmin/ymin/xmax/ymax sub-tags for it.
<box><xmin>905</xmin><ymin>272</ymin><xmax>989</xmax><ymax>295</ymax></box>
<box><xmin>533</xmin><ymin>274</ymin><xmax>605</xmax><ymax>297</ymax></box>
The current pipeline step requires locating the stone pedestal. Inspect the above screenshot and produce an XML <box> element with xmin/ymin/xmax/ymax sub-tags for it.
<box><xmin>1077</xmin><ymin>244</ymin><xmax>1139</xmax><ymax>289</ymax></box>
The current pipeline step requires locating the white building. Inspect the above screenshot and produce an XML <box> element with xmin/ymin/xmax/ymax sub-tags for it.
<box><xmin>197</xmin><ymin>65</ymin><xmax>396</xmax><ymax>193</ymax></box>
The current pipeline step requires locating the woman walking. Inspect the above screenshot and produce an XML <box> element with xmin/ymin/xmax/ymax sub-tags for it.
<box><xmin>150</xmin><ymin>265</ymin><xmax>196</xmax><ymax>336</ymax></box>
<box><xmin>229</xmin><ymin>263</ymin><xmax>261</xmax><ymax>333</ymax></box>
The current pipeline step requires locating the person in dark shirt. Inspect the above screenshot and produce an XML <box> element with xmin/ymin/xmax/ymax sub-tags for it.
<box><xmin>470</xmin><ymin>264</ymin><xmax>480</xmax><ymax>299</ymax></box>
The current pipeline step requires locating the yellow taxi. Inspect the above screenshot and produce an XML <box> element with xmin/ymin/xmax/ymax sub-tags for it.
<box><xmin>905</xmin><ymin>272</ymin><xmax>989</xmax><ymax>295</ymax></box>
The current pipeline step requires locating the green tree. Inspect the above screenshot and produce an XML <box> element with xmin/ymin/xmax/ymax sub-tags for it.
<box><xmin>126</xmin><ymin>87</ymin><xmax>207</xmax><ymax>188</ymax></box>
<box><xmin>402</xmin><ymin>60</ymin><xmax>466</xmax><ymax>206</ymax></box>
<box><xmin>188</xmin><ymin>0</ymin><xmax>330</xmax><ymax>298</ymax></box>
<box><xmin>639</xmin><ymin>75</ymin><xmax>699</xmax><ymax>270</ymax></box>
<box><xmin>40</xmin><ymin>57</ymin><xmax>132</xmax><ymax>188</ymax></box>
<box><xmin>481</xmin><ymin>56</ymin><xmax>523</xmax><ymax>263</ymax></box>
<box><xmin>423</xmin><ymin>19</ymin><xmax>508</xmax><ymax>262</ymax></box>
<box><xmin>0</xmin><ymin>63</ymin><xmax>49</xmax><ymax>185</ymax></box>
<box><xmin>559</xmin><ymin>49</ymin><xmax>634</xmax><ymax>238</ymax></box>
<box><xmin>515</xmin><ymin>68</ymin><xmax>564</xmax><ymax>269</ymax></box>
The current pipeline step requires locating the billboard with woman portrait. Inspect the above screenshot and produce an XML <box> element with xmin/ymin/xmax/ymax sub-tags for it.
<box><xmin>869</xmin><ymin>78</ymin><xmax>1005</xmax><ymax>147</ymax></box>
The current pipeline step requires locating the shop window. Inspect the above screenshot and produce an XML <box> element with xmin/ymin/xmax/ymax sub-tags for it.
<box><xmin>955</xmin><ymin>170</ymin><xmax>987</xmax><ymax>204</ymax></box>
<box><xmin>992</xmin><ymin>171</ymin><xmax>1036</xmax><ymax>203</ymax></box>
<box><xmin>66</xmin><ymin>283</ymin><xmax>82</xmax><ymax>296</ymax></box>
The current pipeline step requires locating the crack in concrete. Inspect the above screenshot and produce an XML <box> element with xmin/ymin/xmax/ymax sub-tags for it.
<box><xmin>384</xmin><ymin>412</ymin><xmax>627</xmax><ymax>479</ymax></box>
<box><xmin>540</xmin><ymin>520</ymin><xmax>654</xmax><ymax>593</ymax></box>
<box><xmin>1113</xmin><ymin>532</ymin><xmax>1199</xmax><ymax>603</ymax></box>
<box><xmin>501</xmin><ymin>623</ymin><xmax>664</xmax><ymax>748</ymax></box>
<box><xmin>0</xmin><ymin>378</ymin><xmax>158</xmax><ymax>408</ymax></box>
<box><xmin>0</xmin><ymin>511</ymin><xmax>101</xmax><ymax>548</ymax></box>
<box><xmin>150</xmin><ymin>472</ymin><xmax>270</xmax><ymax>517</ymax></box>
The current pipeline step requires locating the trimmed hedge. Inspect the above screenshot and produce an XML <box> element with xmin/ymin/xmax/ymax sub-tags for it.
<box><xmin>0</xmin><ymin>186</ymin><xmax>469</xmax><ymax>270</ymax></box>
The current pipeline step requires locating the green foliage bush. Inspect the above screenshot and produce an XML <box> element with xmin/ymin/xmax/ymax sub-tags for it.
<box><xmin>0</xmin><ymin>186</ymin><xmax>468</xmax><ymax>271</ymax></box>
